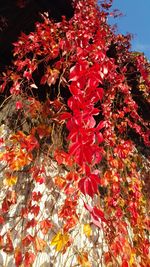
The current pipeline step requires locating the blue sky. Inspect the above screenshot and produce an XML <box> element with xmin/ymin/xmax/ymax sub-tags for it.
<box><xmin>108</xmin><ymin>0</ymin><xmax>150</xmax><ymax>59</ymax></box>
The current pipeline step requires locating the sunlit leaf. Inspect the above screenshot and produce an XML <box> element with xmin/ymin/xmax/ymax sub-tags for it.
<box><xmin>129</xmin><ymin>253</ymin><xmax>136</xmax><ymax>266</ymax></box>
<box><xmin>83</xmin><ymin>224</ymin><xmax>92</xmax><ymax>237</ymax></box>
<box><xmin>3</xmin><ymin>173</ymin><xmax>18</xmax><ymax>186</ymax></box>
<box><xmin>51</xmin><ymin>231</ymin><xmax>69</xmax><ymax>252</ymax></box>
<box><xmin>9</xmin><ymin>149</ymin><xmax>33</xmax><ymax>171</ymax></box>
<box><xmin>54</xmin><ymin>176</ymin><xmax>66</xmax><ymax>189</ymax></box>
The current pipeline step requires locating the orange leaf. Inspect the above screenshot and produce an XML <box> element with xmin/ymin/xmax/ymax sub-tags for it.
<box><xmin>35</xmin><ymin>124</ymin><xmax>51</xmax><ymax>139</ymax></box>
<box><xmin>66</xmin><ymin>172</ymin><xmax>79</xmax><ymax>181</ymax></box>
<box><xmin>104</xmin><ymin>252</ymin><xmax>112</xmax><ymax>265</ymax></box>
<box><xmin>77</xmin><ymin>252</ymin><xmax>91</xmax><ymax>267</ymax></box>
<box><xmin>0</xmin><ymin>235</ymin><xmax>4</xmax><ymax>248</ymax></box>
<box><xmin>9</xmin><ymin>149</ymin><xmax>32</xmax><ymax>171</ymax></box>
<box><xmin>40</xmin><ymin>219</ymin><xmax>52</xmax><ymax>235</ymax></box>
<box><xmin>54</xmin><ymin>150</ymin><xmax>74</xmax><ymax>167</ymax></box>
<box><xmin>34</xmin><ymin>236</ymin><xmax>47</xmax><ymax>252</ymax></box>
<box><xmin>63</xmin><ymin>216</ymin><xmax>77</xmax><ymax>232</ymax></box>
<box><xmin>54</xmin><ymin>176</ymin><xmax>66</xmax><ymax>189</ymax></box>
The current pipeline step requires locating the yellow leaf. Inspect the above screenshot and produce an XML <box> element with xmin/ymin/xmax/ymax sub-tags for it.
<box><xmin>83</xmin><ymin>224</ymin><xmax>92</xmax><ymax>237</ymax></box>
<box><xmin>0</xmin><ymin>152</ymin><xmax>4</xmax><ymax>160</ymax></box>
<box><xmin>139</xmin><ymin>83</ymin><xmax>146</xmax><ymax>91</ymax></box>
<box><xmin>51</xmin><ymin>231</ymin><xmax>69</xmax><ymax>252</ymax></box>
<box><xmin>129</xmin><ymin>253</ymin><xmax>136</xmax><ymax>266</ymax></box>
<box><xmin>4</xmin><ymin>173</ymin><xmax>18</xmax><ymax>186</ymax></box>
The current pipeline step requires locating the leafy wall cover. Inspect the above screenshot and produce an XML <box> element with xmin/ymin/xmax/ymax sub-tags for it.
<box><xmin>0</xmin><ymin>0</ymin><xmax>149</xmax><ymax>266</ymax></box>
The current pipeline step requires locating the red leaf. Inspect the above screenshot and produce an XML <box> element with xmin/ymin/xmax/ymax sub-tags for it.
<box><xmin>16</xmin><ymin>101</ymin><xmax>23</xmax><ymax>110</ymax></box>
<box><xmin>78</xmin><ymin>174</ymin><xmax>100</xmax><ymax>197</ymax></box>
<box><xmin>24</xmin><ymin>251</ymin><xmax>35</xmax><ymax>267</ymax></box>
<box><xmin>0</xmin><ymin>216</ymin><xmax>5</xmax><ymax>224</ymax></box>
<box><xmin>84</xmin><ymin>203</ymin><xmax>93</xmax><ymax>212</ymax></box>
<box><xmin>104</xmin><ymin>252</ymin><xmax>112</xmax><ymax>265</ymax></box>
<box><xmin>96</xmin><ymin>120</ymin><xmax>105</xmax><ymax>131</ymax></box>
<box><xmin>2</xmin><ymin>199</ymin><xmax>10</xmax><ymax>213</ymax></box>
<box><xmin>16</xmin><ymin>0</ymin><xmax>27</xmax><ymax>8</ymax></box>
<box><xmin>122</xmin><ymin>260</ymin><xmax>129</xmax><ymax>267</ymax></box>
<box><xmin>21</xmin><ymin>207</ymin><xmax>28</xmax><ymax>218</ymax></box>
<box><xmin>96</xmin><ymin>87</ymin><xmax>104</xmax><ymax>100</ymax></box>
<box><xmin>32</xmin><ymin>191</ymin><xmax>42</xmax><ymax>202</ymax></box>
<box><xmin>0</xmin><ymin>137</ymin><xmax>4</xmax><ymax>146</ymax></box>
<box><xmin>64</xmin><ymin>216</ymin><xmax>77</xmax><ymax>232</ymax></box>
<box><xmin>111</xmin><ymin>240</ymin><xmax>122</xmax><ymax>257</ymax></box>
<box><xmin>22</xmin><ymin>135</ymin><xmax>39</xmax><ymax>152</ymax></box>
<box><xmin>3</xmin><ymin>232</ymin><xmax>14</xmax><ymax>253</ymax></box>
<box><xmin>23</xmin><ymin>71</ymin><xmax>32</xmax><ymax>80</ymax></box>
<box><xmin>15</xmin><ymin>247</ymin><xmax>23</xmax><ymax>267</ymax></box>
<box><xmin>69</xmin><ymin>142</ymin><xmax>80</xmax><ymax>156</ymax></box>
<box><xmin>22</xmin><ymin>235</ymin><xmax>34</xmax><ymax>247</ymax></box>
<box><xmin>93</xmin><ymin>207</ymin><xmax>106</xmax><ymax>222</ymax></box>
<box><xmin>35</xmin><ymin>176</ymin><xmax>45</xmax><ymax>184</ymax></box>
<box><xmin>30</xmin><ymin>205</ymin><xmax>40</xmax><ymax>217</ymax></box>
<box><xmin>25</xmin><ymin>219</ymin><xmax>37</xmax><ymax>229</ymax></box>
<box><xmin>84</xmin><ymin>204</ymin><xmax>107</xmax><ymax>227</ymax></box>
<box><xmin>69</xmin><ymin>83</ymin><xmax>82</xmax><ymax>96</ymax></box>
<box><xmin>60</xmin><ymin>112</ymin><xmax>72</xmax><ymax>121</ymax></box>
<box><xmin>91</xmin><ymin>214</ymin><xmax>102</xmax><ymax>228</ymax></box>
<box><xmin>66</xmin><ymin>172</ymin><xmax>79</xmax><ymax>182</ymax></box>
<box><xmin>96</xmin><ymin>132</ymin><xmax>104</xmax><ymax>143</ymax></box>
<box><xmin>69</xmin><ymin>60</ymin><xmax>89</xmax><ymax>81</ymax></box>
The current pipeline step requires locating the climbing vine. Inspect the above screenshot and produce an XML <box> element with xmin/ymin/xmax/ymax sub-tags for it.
<box><xmin>0</xmin><ymin>0</ymin><xmax>149</xmax><ymax>266</ymax></box>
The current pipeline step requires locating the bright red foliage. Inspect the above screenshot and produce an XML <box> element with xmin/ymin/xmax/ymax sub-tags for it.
<box><xmin>0</xmin><ymin>0</ymin><xmax>149</xmax><ymax>266</ymax></box>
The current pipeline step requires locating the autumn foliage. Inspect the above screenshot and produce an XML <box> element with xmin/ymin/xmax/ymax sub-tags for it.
<box><xmin>0</xmin><ymin>0</ymin><xmax>149</xmax><ymax>266</ymax></box>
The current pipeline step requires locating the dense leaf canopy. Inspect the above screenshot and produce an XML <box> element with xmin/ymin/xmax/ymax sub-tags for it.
<box><xmin>0</xmin><ymin>0</ymin><xmax>149</xmax><ymax>266</ymax></box>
